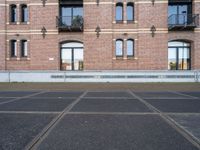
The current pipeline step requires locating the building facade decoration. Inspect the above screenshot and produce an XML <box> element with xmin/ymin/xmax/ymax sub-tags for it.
<box><xmin>0</xmin><ymin>0</ymin><xmax>199</xmax><ymax>71</ymax></box>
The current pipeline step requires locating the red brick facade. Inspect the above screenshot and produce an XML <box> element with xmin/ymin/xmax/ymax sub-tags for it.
<box><xmin>0</xmin><ymin>0</ymin><xmax>199</xmax><ymax>71</ymax></box>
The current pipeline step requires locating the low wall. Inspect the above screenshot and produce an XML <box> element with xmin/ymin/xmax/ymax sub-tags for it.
<box><xmin>0</xmin><ymin>70</ymin><xmax>199</xmax><ymax>83</ymax></box>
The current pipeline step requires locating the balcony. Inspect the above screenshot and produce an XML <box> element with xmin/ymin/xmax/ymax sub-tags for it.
<box><xmin>168</xmin><ymin>14</ymin><xmax>199</xmax><ymax>31</ymax></box>
<box><xmin>56</xmin><ymin>16</ymin><xmax>83</xmax><ymax>32</ymax></box>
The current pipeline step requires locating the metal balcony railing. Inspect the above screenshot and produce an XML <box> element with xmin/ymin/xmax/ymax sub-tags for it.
<box><xmin>168</xmin><ymin>14</ymin><xmax>199</xmax><ymax>30</ymax></box>
<box><xmin>56</xmin><ymin>16</ymin><xmax>84</xmax><ymax>31</ymax></box>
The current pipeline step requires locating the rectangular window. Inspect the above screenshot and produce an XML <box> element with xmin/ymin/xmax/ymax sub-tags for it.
<box><xmin>10</xmin><ymin>40</ymin><xmax>17</xmax><ymax>57</ymax></box>
<box><xmin>61</xmin><ymin>6</ymin><xmax>83</xmax><ymax>26</ymax></box>
<box><xmin>21</xmin><ymin>40</ymin><xmax>28</xmax><ymax>57</ymax></box>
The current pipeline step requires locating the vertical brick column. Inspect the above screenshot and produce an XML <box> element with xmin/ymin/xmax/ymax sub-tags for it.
<box><xmin>0</xmin><ymin>1</ymin><xmax>6</xmax><ymax>70</ymax></box>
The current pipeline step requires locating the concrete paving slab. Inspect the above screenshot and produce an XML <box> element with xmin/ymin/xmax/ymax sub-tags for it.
<box><xmin>169</xmin><ymin>114</ymin><xmax>200</xmax><ymax>140</ymax></box>
<box><xmin>0</xmin><ymin>91</ymin><xmax>38</xmax><ymax>98</ymax></box>
<box><xmin>181</xmin><ymin>92</ymin><xmax>200</xmax><ymax>98</ymax></box>
<box><xmin>134</xmin><ymin>92</ymin><xmax>190</xmax><ymax>99</ymax></box>
<box><xmin>0</xmin><ymin>98</ymin><xmax>75</xmax><ymax>112</ymax></box>
<box><xmin>33</xmin><ymin>91</ymin><xmax>83</xmax><ymax>98</ymax></box>
<box><xmin>37</xmin><ymin>114</ymin><xmax>199</xmax><ymax>150</ymax></box>
<box><xmin>71</xmin><ymin>98</ymin><xmax>152</xmax><ymax>112</ymax></box>
<box><xmin>145</xmin><ymin>99</ymin><xmax>200</xmax><ymax>113</ymax></box>
<box><xmin>0</xmin><ymin>113</ymin><xmax>56</xmax><ymax>150</ymax></box>
<box><xmin>85</xmin><ymin>91</ymin><xmax>133</xmax><ymax>98</ymax></box>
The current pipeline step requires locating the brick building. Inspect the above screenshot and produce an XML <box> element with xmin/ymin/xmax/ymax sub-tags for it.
<box><xmin>0</xmin><ymin>0</ymin><xmax>199</xmax><ymax>71</ymax></box>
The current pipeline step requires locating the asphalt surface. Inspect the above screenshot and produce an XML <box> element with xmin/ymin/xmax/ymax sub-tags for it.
<box><xmin>0</xmin><ymin>90</ymin><xmax>199</xmax><ymax>150</ymax></box>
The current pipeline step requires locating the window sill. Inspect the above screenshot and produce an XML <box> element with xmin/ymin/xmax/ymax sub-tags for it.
<box><xmin>8</xmin><ymin>22</ymin><xmax>17</xmax><ymax>25</ymax></box>
<box><xmin>7</xmin><ymin>57</ymin><xmax>18</xmax><ymax>61</ymax></box>
<box><xmin>114</xmin><ymin>56</ymin><xmax>124</xmax><ymax>60</ymax></box>
<box><xmin>20</xmin><ymin>57</ymin><xmax>30</xmax><ymax>60</ymax></box>
<box><xmin>127</xmin><ymin>20</ymin><xmax>136</xmax><ymax>24</ymax></box>
<box><xmin>7</xmin><ymin>57</ymin><xmax>30</xmax><ymax>61</ymax></box>
<box><xmin>127</xmin><ymin>56</ymin><xmax>138</xmax><ymax>60</ymax></box>
<box><xmin>115</xmin><ymin>21</ymin><xmax>124</xmax><ymax>24</ymax></box>
<box><xmin>113</xmin><ymin>57</ymin><xmax>138</xmax><ymax>60</ymax></box>
<box><xmin>20</xmin><ymin>22</ymin><xmax>29</xmax><ymax>25</ymax></box>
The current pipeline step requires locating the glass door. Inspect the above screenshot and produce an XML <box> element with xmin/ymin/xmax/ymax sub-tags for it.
<box><xmin>74</xmin><ymin>48</ymin><xmax>84</xmax><ymax>71</ymax></box>
<box><xmin>61</xmin><ymin>48</ymin><xmax>83</xmax><ymax>71</ymax></box>
<box><xmin>61</xmin><ymin>48</ymin><xmax>73</xmax><ymax>71</ymax></box>
<box><xmin>168</xmin><ymin>48</ymin><xmax>177</xmax><ymax>70</ymax></box>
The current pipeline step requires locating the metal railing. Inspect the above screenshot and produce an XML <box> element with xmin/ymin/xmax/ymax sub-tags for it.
<box><xmin>168</xmin><ymin>14</ymin><xmax>199</xmax><ymax>30</ymax></box>
<box><xmin>56</xmin><ymin>16</ymin><xmax>84</xmax><ymax>31</ymax></box>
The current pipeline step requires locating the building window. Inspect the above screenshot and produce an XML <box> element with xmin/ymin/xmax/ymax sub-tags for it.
<box><xmin>21</xmin><ymin>5</ymin><xmax>28</xmax><ymax>23</ymax></box>
<box><xmin>61</xmin><ymin>42</ymin><xmax>84</xmax><ymax>71</ymax></box>
<box><xmin>127</xmin><ymin>39</ymin><xmax>134</xmax><ymax>56</ymax></box>
<box><xmin>10</xmin><ymin>5</ymin><xmax>17</xmax><ymax>23</ymax></box>
<box><xmin>127</xmin><ymin>3</ymin><xmax>134</xmax><ymax>21</ymax></box>
<box><xmin>116</xmin><ymin>3</ymin><xmax>123</xmax><ymax>22</ymax></box>
<box><xmin>60</xmin><ymin>5</ymin><xmax>83</xmax><ymax>26</ymax></box>
<box><xmin>168</xmin><ymin>1</ymin><xmax>192</xmax><ymax>25</ymax></box>
<box><xmin>21</xmin><ymin>40</ymin><xmax>28</xmax><ymax>57</ymax></box>
<box><xmin>115</xmin><ymin>39</ymin><xmax>123</xmax><ymax>57</ymax></box>
<box><xmin>10</xmin><ymin>40</ymin><xmax>17</xmax><ymax>57</ymax></box>
<box><xmin>168</xmin><ymin>41</ymin><xmax>191</xmax><ymax>70</ymax></box>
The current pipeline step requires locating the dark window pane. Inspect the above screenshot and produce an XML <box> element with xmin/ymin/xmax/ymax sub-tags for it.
<box><xmin>10</xmin><ymin>40</ymin><xmax>17</xmax><ymax>57</ymax></box>
<box><xmin>10</xmin><ymin>5</ymin><xmax>17</xmax><ymax>22</ymax></box>
<box><xmin>21</xmin><ymin>5</ymin><xmax>28</xmax><ymax>22</ymax></box>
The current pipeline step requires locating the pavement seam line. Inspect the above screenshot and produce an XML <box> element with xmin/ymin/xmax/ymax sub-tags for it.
<box><xmin>83</xmin><ymin>96</ymin><xmax>133</xmax><ymax>99</ymax></box>
<box><xmin>0</xmin><ymin>111</ymin><xmax>61</xmax><ymax>114</ymax></box>
<box><xmin>25</xmin><ymin>91</ymin><xmax>88</xmax><ymax>150</ymax></box>
<box><xmin>0</xmin><ymin>91</ymin><xmax>48</xmax><ymax>105</ymax></box>
<box><xmin>65</xmin><ymin>112</ymin><xmax>159</xmax><ymax>115</ymax></box>
<box><xmin>128</xmin><ymin>90</ymin><xmax>200</xmax><ymax>149</ymax></box>
<box><xmin>168</xmin><ymin>90</ymin><xmax>199</xmax><ymax>99</ymax></box>
<box><xmin>140</xmin><ymin>97</ymin><xmax>198</xmax><ymax>100</ymax></box>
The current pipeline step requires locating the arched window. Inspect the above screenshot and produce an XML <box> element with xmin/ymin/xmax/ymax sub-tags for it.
<box><xmin>127</xmin><ymin>3</ymin><xmax>134</xmax><ymax>21</ymax></box>
<box><xmin>116</xmin><ymin>3</ymin><xmax>123</xmax><ymax>22</ymax></box>
<box><xmin>116</xmin><ymin>39</ymin><xmax>123</xmax><ymax>56</ymax></box>
<box><xmin>61</xmin><ymin>42</ymin><xmax>84</xmax><ymax>71</ymax></box>
<box><xmin>168</xmin><ymin>41</ymin><xmax>191</xmax><ymax>70</ymax></box>
<box><xmin>10</xmin><ymin>40</ymin><xmax>17</xmax><ymax>57</ymax></box>
<box><xmin>21</xmin><ymin>40</ymin><xmax>28</xmax><ymax>57</ymax></box>
<box><xmin>21</xmin><ymin>5</ymin><xmax>28</xmax><ymax>23</ymax></box>
<box><xmin>127</xmin><ymin>39</ymin><xmax>134</xmax><ymax>56</ymax></box>
<box><xmin>10</xmin><ymin>5</ymin><xmax>17</xmax><ymax>23</ymax></box>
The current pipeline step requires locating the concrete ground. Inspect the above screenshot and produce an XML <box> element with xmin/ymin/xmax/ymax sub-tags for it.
<box><xmin>0</xmin><ymin>84</ymin><xmax>200</xmax><ymax>150</ymax></box>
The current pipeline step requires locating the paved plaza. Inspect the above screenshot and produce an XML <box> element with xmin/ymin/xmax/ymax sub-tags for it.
<box><xmin>0</xmin><ymin>88</ymin><xmax>199</xmax><ymax>150</ymax></box>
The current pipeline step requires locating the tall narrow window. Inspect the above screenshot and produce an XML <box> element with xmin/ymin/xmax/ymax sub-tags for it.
<box><xmin>21</xmin><ymin>40</ymin><xmax>28</xmax><ymax>57</ymax></box>
<box><xmin>127</xmin><ymin>39</ymin><xmax>134</xmax><ymax>56</ymax></box>
<box><xmin>116</xmin><ymin>39</ymin><xmax>123</xmax><ymax>57</ymax></box>
<box><xmin>168</xmin><ymin>41</ymin><xmax>191</xmax><ymax>70</ymax></box>
<box><xmin>10</xmin><ymin>40</ymin><xmax>17</xmax><ymax>57</ymax></box>
<box><xmin>21</xmin><ymin>5</ymin><xmax>28</xmax><ymax>23</ymax></box>
<box><xmin>10</xmin><ymin>5</ymin><xmax>17</xmax><ymax>23</ymax></box>
<box><xmin>116</xmin><ymin>3</ymin><xmax>123</xmax><ymax>22</ymax></box>
<box><xmin>127</xmin><ymin>3</ymin><xmax>134</xmax><ymax>21</ymax></box>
